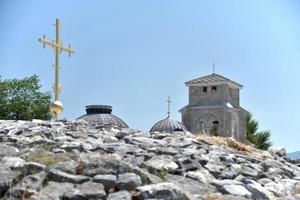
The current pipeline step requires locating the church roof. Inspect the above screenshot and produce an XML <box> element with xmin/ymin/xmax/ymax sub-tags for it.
<box><xmin>150</xmin><ymin>117</ymin><xmax>187</xmax><ymax>133</ymax></box>
<box><xmin>77</xmin><ymin>105</ymin><xmax>128</xmax><ymax>128</ymax></box>
<box><xmin>185</xmin><ymin>73</ymin><xmax>243</xmax><ymax>89</ymax></box>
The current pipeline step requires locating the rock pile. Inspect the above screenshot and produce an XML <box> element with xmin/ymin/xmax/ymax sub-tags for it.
<box><xmin>0</xmin><ymin>119</ymin><xmax>300</xmax><ymax>200</ymax></box>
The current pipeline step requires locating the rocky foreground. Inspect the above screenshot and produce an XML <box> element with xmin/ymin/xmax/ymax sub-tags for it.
<box><xmin>0</xmin><ymin>120</ymin><xmax>300</xmax><ymax>200</ymax></box>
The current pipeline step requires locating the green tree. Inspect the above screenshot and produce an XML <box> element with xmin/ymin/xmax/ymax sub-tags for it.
<box><xmin>0</xmin><ymin>75</ymin><xmax>51</xmax><ymax>120</ymax></box>
<box><xmin>246</xmin><ymin>113</ymin><xmax>272</xmax><ymax>150</ymax></box>
<box><xmin>246</xmin><ymin>114</ymin><xmax>259</xmax><ymax>144</ymax></box>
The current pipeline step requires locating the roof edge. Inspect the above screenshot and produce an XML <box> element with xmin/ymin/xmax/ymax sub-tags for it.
<box><xmin>185</xmin><ymin>73</ymin><xmax>243</xmax><ymax>89</ymax></box>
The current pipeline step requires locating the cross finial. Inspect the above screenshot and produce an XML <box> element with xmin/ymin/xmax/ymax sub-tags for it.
<box><xmin>38</xmin><ymin>18</ymin><xmax>75</xmax><ymax>118</ymax></box>
<box><xmin>167</xmin><ymin>96</ymin><xmax>171</xmax><ymax>118</ymax></box>
<box><xmin>212</xmin><ymin>62</ymin><xmax>216</xmax><ymax>74</ymax></box>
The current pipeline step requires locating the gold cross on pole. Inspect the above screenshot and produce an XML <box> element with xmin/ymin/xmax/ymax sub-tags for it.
<box><xmin>167</xmin><ymin>96</ymin><xmax>171</xmax><ymax>118</ymax></box>
<box><xmin>38</xmin><ymin>18</ymin><xmax>75</xmax><ymax>118</ymax></box>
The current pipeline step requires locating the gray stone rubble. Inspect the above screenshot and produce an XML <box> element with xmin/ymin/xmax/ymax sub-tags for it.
<box><xmin>0</xmin><ymin>119</ymin><xmax>300</xmax><ymax>200</ymax></box>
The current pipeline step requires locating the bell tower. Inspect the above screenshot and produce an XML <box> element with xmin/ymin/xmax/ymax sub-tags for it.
<box><xmin>180</xmin><ymin>73</ymin><xmax>249</xmax><ymax>143</ymax></box>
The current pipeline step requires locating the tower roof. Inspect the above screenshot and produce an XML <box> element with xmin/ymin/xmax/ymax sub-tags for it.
<box><xmin>185</xmin><ymin>73</ymin><xmax>243</xmax><ymax>89</ymax></box>
<box><xmin>149</xmin><ymin>118</ymin><xmax>187</xmax><ymax>133</ymax></box>
<box><xmin>77</xmin><ymin>105</ymin><xmax>128</xmax><ymax>128</ymax></box>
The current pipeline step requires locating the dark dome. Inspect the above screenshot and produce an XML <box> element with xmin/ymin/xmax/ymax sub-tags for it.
<box><xmin>150</xmin><ymin>117</ymin><xmax>187</xmax><ymax>133</ymax></box>
<box><xmin>77</xmin><ymin>105</ymin><xmax>128</xmax><ymax>128</ymax></box>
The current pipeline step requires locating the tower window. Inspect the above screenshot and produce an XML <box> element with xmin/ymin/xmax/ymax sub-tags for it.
<box><xmin>212</xmin><ymin>86</ymin><xmax>217</xmax><ymax>92</ymax></box>
<box><xmin>202</xmin><ymin>87</ymin><xmax>207</xmax><ymax>92</ymax></box>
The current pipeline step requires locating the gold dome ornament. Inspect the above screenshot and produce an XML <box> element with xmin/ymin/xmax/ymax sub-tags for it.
<box><xmin>50</xmin><ymin>100</ymin><xmax>63</xmax><ymax>117</ymax></box>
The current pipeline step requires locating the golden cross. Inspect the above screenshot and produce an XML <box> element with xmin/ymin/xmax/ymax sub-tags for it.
<box><xmin>38</xmin><ymin>18</ymin><xmax>75</xmax><ymax>118</ymax></box>
<box><xmin>167</xmin><ymin>96</ymin><xmax>171</xmax><ymax>118</ymax></box>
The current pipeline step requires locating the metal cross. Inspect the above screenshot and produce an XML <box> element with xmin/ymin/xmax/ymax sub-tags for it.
<box><xmin>167</xmin><ymin>96</ymin><xmax>171</xmax><ymax>118</ymax></box>
<box><xmin>213</xmin><ymin>62</ymin><xmax>216</xmax><ymax>74</ymax></box>
<box><xmin>38</xmin><ymin>18</ymin><xmax>75</xmax><ymax>118</ymax></box>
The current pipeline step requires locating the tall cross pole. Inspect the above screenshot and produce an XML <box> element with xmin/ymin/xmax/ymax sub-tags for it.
<box><xmin>212</xmin><ymin>62</ymin><xmax>216</xmax><ymax>74</ymax></box>
<box><xmin>167</xmin><ymin>96</ymin><xmax>171</xmax><ymax>118</ymax></box>
<box><xmin>38</xmin><ymin>18</ymin><xmax>75</xmax><ymax>118</ymax></box>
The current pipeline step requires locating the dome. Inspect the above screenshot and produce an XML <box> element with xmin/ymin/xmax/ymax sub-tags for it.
<box><xmin>150</xmin><ymin>117</ymin><xmax>187</xmax><ymax>133</ymax></box>
<box><xmin>77</xmin><ymin>105</ymin><xmax>128</xmax><ymax>128</ymax></box>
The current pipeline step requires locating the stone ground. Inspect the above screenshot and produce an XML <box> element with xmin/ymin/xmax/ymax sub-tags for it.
<box><xmin>0</xmin><ymin>119</ymin><xmax>300</xmax><ymax>200</ymax></box>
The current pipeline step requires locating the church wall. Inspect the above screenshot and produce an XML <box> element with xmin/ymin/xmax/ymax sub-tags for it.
<box><xmin>182</xmin><ymin>107</ymin><xmax>227</xmax><ymax>136</ymax></box>
<box><xmin>227</xmin><ymin>88</ymin><xmax>240</xmax><ymax>107</ymax></box>
<box><xmin>225</xmin><ymin>108</ymin><xmax>247</xmax><ymax>142</ymax></box>
<box><xmin>238</xmin><ymin>108</ymin><xmax>248</xmax><ymax>143</ymax></box>
<box><xmin>182</xmin><ymin>109</ymin><xmax>193</xmax><ymax>131</ymax></box>
<box><xmin>225</xmin><ymin>111</ymin><xmax>233</xmax><ymax>137</ymax></box>
<box><xmin>189</xmin><ymin>84</ymin><xmax>229</xmax><ymax>107</ymax></box>
<box><xmin>182</xmin><ymin>105</ymin><xmax>247</xmax><ymax>143</ymax></box>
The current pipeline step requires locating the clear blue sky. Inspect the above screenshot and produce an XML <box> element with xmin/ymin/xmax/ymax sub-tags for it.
<box><xmin>1</xmin><ymin>1</ymin><xmax>300</xmax><ymax>152</ymax></box>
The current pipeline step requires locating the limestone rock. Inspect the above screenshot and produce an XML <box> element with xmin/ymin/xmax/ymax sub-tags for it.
<box><xmin>30</xmin><ymin>182</ymin><xmax>74</xmax><ymax>200</ymax></box>
<box><xmin>271</xmin><ymin>147</ymin><xmax>287</xmax><ymax>157</ymax></box>
<box><xmin>24</xmin><ymin>162</ymin><xmax>46</xmax><ymax>174</ymax></box>
<box><xmin>116</xmin><ymin>173</ymin><xmax>142</xmax><ymax>191</ymax></box>
<box><xmin>0</xmin><ymin>156</ymin><xmax>26</xmax><ymax>169</ymax></box>
<box><xmin>166</xmin><ymin>137</ymin><xmax>194</xmax><ymax>148</ymax></box>
<box><xmin>0</xmin><ymin>120</ymin><xmax>300</xmax><ymax>199</ymax></box>
<box><xmin>0</xmin><ymin>167</ymin><xmax>20</xmax><ymax>196</ymax></box>
<box><xmin>243</xmin><ymin>179</ymin><xmax>273</xmax><ymax>200</ymax></box>
<box><xmin>181</xmin><ymin>144</ymin><xmax>207</xmax><ymax>156</ymax></box>
<box><xmin>107</xmin><ymin>190</ymin><xmax>132</xmax><ymax>200</ymax></box>
<box><xmin>176</xmin><ymin>157</ymin><xmax>201</xmax><ymax>173</ymax></box>
<box><xmin>185</xmin><ymin>168</ymin><xmax>214</xmax><ymax>184</ymax></box>
<box><xmin>47</xmin><ymin>168</ymin><xmax>90</xmax><ymax>184</ymax></box>
<box><xmin>102</xmin><ymin>135</ymin><xmax>119</xmax><ymax>143</ymax></box>
<box><xmin>0</xmin><ymin>143</ymin><xmax>19</xmax><ymax>157</ymax></box>
<box><xmin>52</xmin><ymin>160</ymin><xmax>78</xmax><ymax>174</ymax></box>
<box><xmin>11</xmin><ymin>171</ymin><xmax>46</xmax><ymax>198</ymax></box>
<box><xmin>135</xmin><ymin>182</ymin><xmax>188</xmax><ymax>200</ymax></box>
<box><xmin>115</xmin><ymin>131</ymin><xmax>129</xmax><ymax>140</ymax></box>
<box><xmin>165</xmin><ymin>174</ymin><xmax>214</xmax><ymax>199</ymax></box>
<box><xmin>125</xmin><ymin>136</ymin><xmax>167</xmax><ymax>146</ymax></box>
<box><xmin>92</xmin><ymin>174</ymin><xmax>116</xmax><ymax>191</ymax></box>
<box><xmin>62</xmin><ymin>181</ymin><xmax>106</xmax><ymax>200</ymax></box>
<box><xmin>221</xmin><ymin>184</ymin><xmax>252</xmax><ymax>197</ymax></box>
<box><xmin>144</xmin><ymin>155</ymin><xmax>178</xmax><ymax>173</ymax></box>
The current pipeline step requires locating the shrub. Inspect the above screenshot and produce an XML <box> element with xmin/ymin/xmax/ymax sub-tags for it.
<box><xmin>26</xmin><ymin>151</ymin><xmax>69</xmax><ymax>166</ymax></box>
<box><xmin>155</xmin><ymin>168</ymin><xmax>169</xmax><ymax>180</ymax></box>
<box><xmin>209</xmin><ymin>124</ymin><xmax>219</xmax><ymax>136</ymax></box>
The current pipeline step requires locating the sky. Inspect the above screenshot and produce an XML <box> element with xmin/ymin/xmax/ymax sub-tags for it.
<box><xmin>0</xmin><ymin>0</ymin><xmax>300</xmax><ymax>152</ymax></box>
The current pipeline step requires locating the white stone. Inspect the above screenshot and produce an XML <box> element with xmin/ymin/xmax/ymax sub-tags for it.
<box><xmin>0</xmin><ymin>157</ymin><xmax>26</xmax><ymax>169</ymax></box>
<box><xmin>144</xmin><ymin>155</ymin><xmax>178</xmax><ymax>173</ymax></box>
<box><xmin>222</xmin><ymin>184</ymin><xmax>251</xmax><ymax>197</ymax></box>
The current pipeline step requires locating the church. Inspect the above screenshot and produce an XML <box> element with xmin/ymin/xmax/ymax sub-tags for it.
<box><xmin>74</xmin><ymin>71</ymin><xmax>249</xmax><ymax>144</ymax></box>
<box><xmin>180</xmin><ymin>73</ymin><xmax>249</xmax><ymax>143</ymax></box>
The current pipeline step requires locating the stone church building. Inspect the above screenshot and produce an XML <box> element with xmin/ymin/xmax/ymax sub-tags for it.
<box><xmin>180</xmin><ymin>73</ymin><xmax>249</xmax><ymax>143</ymax></box>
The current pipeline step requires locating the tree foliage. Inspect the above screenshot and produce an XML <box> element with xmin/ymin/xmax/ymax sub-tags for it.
<box><xmin>0</xmin><ymin>75</ymin><xmax>51</xmax><ymax>120</ymax></box>
<box><xmin>246</xmin><ymin>113</ymin><xmax>272</xmax><ymax>150</ymax></box>
<box><xmin>210</xmin><ymin>124</ymin><xmax>219</xmax><ymax>136</ymax></box>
